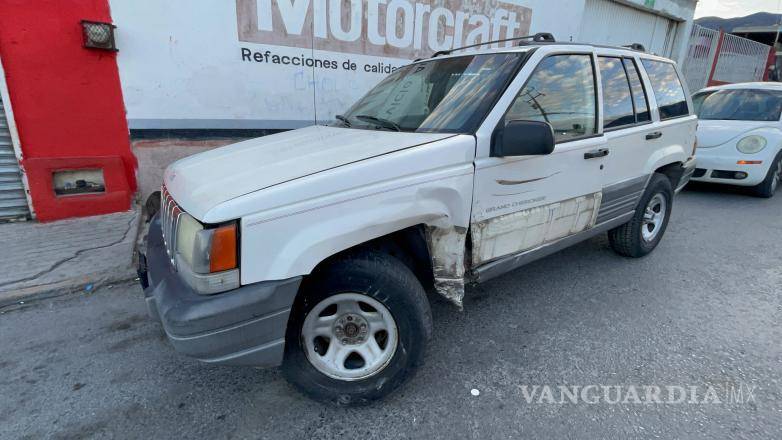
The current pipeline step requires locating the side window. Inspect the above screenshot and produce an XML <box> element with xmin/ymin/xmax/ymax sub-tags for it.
<box><xmin>623</xmin><ymin>58</ymin><xmax>651</xmax><ymax>123</ymax></box>
<box><xmin>641</xmin><ymin>59</ymin><xmax>689</xmax><ymax>119</ymax></box>
<box><xmin>598</xmin><ymin>57</ymin><xmax>634</xmax><ymax>129</ymax></box>
<box><xmin>505</xmin><ymin>54</ymin><xmax>597</xmax><ymax>142</ymax></box>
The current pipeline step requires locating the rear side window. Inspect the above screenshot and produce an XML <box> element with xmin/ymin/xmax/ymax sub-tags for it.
<box><xmin>623</xmin><ymin>58</ymin><xmax>651</xmax><ymax>123</ymax></box>
<box><xmin>505</xmin><ymin>54</ymin><xmax>597</xmax><ymax>142</ymax></box>
<box><xmin>598</xmin><ymin>57</ymin><xmax>635</xmax><ymax>129</ymax></box>
<box><xmin>641</xmin><ymin>59</ymin><xmax>689</xmax><ymax>119</ymax></box>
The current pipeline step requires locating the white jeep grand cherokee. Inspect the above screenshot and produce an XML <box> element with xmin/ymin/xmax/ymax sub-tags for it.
<box><xmin>139</xmin><ymin>35</ymin><xmax>697</xmax><ymax>405</ymax></box>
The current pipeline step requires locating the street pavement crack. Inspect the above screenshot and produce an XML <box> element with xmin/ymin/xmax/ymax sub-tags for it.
<box><xmin>0</xmin><ymin>214</ymin><xmax>137</xmax><ymax>289</ymax></box>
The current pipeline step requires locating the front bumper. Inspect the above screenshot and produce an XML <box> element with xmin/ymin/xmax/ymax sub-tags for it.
<box><xmin>690</xmin><ymin>149</ymin><xmax>771</xmax><ymax>187</ymax></box>
<box><xmin>138</xmin><ymin>214</ymin><xmax>301</xmax><ymax>366</ymax></box>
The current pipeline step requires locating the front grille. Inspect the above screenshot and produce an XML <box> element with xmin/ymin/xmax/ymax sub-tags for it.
<box><xmin>692</xmin><ymin>168</ymin><xmax>707</xmax><ymax>178</ymax></box>
<box><xmin>160</xmin><ymin>185</ymin><xmax>182</xmax><ymax>267</ymax></box>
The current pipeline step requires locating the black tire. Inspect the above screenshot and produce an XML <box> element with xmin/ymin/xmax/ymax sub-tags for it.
<box><xmin>282</xmin><ymin>251</ymin><xmax>432</xmax><ymax>405</ymax></box>
<box><xmin>750</xmin><ymin>151</ymin><xmax>782</xmax><ymax>198</ymax></box>
<box><xmin>608</xmin><ymin>173</ymin><xmax>673</xmax><ymax>258</ymax></box>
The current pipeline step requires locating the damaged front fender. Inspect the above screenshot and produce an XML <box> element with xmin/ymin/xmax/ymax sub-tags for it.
<box><xmin>424</xmin><ymin>225</ymin><xmax>468</xmax><ymax>309</ymax></box>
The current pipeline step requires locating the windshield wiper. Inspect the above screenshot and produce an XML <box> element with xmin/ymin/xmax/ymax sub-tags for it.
<box><xmin>355</xmin><ymin>114</ymin><xmax>402</xmax><ymax>131</ymax></box>
<box><xmin>335</xmin><ymin>114</ymin><xmax>352</xmax><ymax>127</ymax></box>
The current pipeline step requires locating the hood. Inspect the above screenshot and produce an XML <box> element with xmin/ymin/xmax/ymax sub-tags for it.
<box><xmin>164</xmin><ymin>125</ymin><xmax>454</xmax><ymax>221</ymax></box>
<box><xmin>696</xmin><ymin>120</ymin><xmax>777</xmax><ymax>148</ymax></box>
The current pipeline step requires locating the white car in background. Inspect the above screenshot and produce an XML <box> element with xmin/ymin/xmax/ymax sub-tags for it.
<box><xmin>691</xmin><ymin>83</ymin><xmax>782</xmax><ymax>197</ymax></box>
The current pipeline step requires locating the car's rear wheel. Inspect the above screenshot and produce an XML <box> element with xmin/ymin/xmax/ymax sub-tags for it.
<box><xmin>751</xmin><ymin>151</ymin><xmax>782</xmax><ymax>198</ymax></box>
<box><xmin>608</xmin><ymin>173</ymin><xmax>673</xmax><ymax>258</ymax></box>
<box><xmin>282</xmin><ymin>251</ymin><xmax>432</xmax><ymax>405</ymax></box>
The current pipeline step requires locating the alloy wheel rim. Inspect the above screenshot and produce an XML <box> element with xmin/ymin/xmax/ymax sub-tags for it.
<box><xmin>301</xmin><ymin>293</ymin><xmax>398</xmax><ymax>381</ymax></box>
<box><xmin>641</xmin><ymin>193</ymin><xmax>667</xmax><ymax>243</ymax></box>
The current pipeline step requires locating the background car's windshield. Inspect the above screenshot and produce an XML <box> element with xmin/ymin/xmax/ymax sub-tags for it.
<box><xmin>696</xmin><ymin>89</ymin><xmax>782</xmax><ymax>121</ymax></box>
<box><xmin>338</xmin><ymin>53</ymin><xmax>524</xmax><ymax>133</ymax></box>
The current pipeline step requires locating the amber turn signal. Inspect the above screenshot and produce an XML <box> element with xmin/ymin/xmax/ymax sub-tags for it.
<box><xmin>210</xmin><ymin>223</ymin><xmax>238</xmax><ymax>273</ymax></box>
<box><xmin>737</xmin><ymin>160</ymin><xmax>762</xmax><ymax>165</ymax></box>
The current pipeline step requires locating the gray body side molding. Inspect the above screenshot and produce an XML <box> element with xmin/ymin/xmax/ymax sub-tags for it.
<box><xmin>595</xmin><ymin>175</ymin><xmax>650</xmax><ymax>225</ymax></box>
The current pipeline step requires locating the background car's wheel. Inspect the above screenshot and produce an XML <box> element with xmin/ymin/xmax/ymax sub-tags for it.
<box><xmin>282</xmin><ymin>250</ymin><xmax>432</xmax><ymax>405</ymax></box>
<box><xmin>750</xmin><ymin>151</ymin><xmax>782</xmax><ymax>198</ymax></box>
<box><xmin>608</xmin><ymin>173</ymin><xmax>673</xmax><ymax>258</ymax></box>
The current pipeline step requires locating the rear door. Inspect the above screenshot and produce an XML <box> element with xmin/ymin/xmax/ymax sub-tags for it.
<box><xmin>639</xmin><ymin>58</ymin><xmax>698</xmax><ymax>167</ymax></box>
<box><xmin>470</xmin><ymin>49</ymin><xmax>606</xmax><ymax>268</ymax></box>
<box><xmin>593</xmin><ymin>54</ymin><xmax>655</xmax><ymax>224</ymax></box>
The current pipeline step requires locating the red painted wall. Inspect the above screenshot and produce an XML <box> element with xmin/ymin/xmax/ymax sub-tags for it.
<box><xmin>0</xmin><ymin>0</ymin><xmax>136</xmax><ymax>221</ymax></box>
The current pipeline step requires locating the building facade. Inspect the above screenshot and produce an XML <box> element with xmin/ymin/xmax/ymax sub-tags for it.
<box><xmin>0</xmin><ymin>0</ymin><xmax>697</xmax><ymax>221</ymax></box>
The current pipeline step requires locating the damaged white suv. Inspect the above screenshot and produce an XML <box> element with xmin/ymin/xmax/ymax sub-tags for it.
<box><xmin>139</xmin><ymin>35</ymin><xmax>697</xmax><ymax>404</ymax></box>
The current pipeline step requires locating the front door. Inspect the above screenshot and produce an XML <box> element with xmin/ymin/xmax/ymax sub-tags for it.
<box><xmin>471</xmin><ymin>52</ymin><xmax>607</xmax><ymax>267</ymax></box>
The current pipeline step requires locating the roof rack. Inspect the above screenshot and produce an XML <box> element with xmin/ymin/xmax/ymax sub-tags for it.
<box><xmin>432</xmin><ymin>32</ymin><xmax>556</xmax><ymax>58</ymax></box>
<box><xmin>623</xmin><ymin>43</ymin><xmax>646</xmax><ymax>52</ymax></box>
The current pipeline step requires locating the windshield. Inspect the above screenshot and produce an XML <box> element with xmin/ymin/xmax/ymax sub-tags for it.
<box><xmin>336</xmin><ymin>53</ymin><xmax>525</xmax><ymax>133</ymax></box>
<box><xmin>695</xmin><ymin>89</ymin><xmax>782</xmax><ymax>121</ymax></box>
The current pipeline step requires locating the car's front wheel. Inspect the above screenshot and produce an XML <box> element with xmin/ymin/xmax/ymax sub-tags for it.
<box><xmin>608</xmin><ymin>173</ymin><xmax>673</xmax><ymax>258</ymax></box>
<box><xmin>751</xmin><ymin>151</ymin><xmax>782</xmax><ymax>198</ymax></box>
<box><xmin>282</xmin><ymin>251</ymin><xmax>432</xmax><ymax>405</ymax></box>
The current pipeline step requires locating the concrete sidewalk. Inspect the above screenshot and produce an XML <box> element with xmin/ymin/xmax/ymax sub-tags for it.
<box><xmin>0</xmin><ymin>207</ymin><xmax>141</xmax><ymax>304</ymax></box>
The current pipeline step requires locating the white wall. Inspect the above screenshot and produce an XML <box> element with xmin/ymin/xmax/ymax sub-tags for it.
<box><xmin>522</xmin><ymin>0</ymin><xmax>587</xmax><ymax>42</ymax></box>
<box><xmin>112</xmin><ymin>1</ymin><xmax>315</xmax><ymax>129</ymax></box>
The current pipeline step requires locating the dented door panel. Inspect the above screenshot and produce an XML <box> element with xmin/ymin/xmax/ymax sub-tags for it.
<box><xmin>472</xmin><ymin>192</ymin><xmax>601</xmax><ymax>266</ymax></box>
<box><xmin>470</xmin><ymin>135</ymin><xmax>606</xmax><ymax>267</ymax></box>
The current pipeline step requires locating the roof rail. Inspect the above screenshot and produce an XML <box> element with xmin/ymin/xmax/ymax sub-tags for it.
<box><xmin>526</xmin><ymin>33</ymin><xmax>556</xmax><ymax>44</ymax></box>
<box><xmin>623</xmin><ymin>43</ymin><xmax>646</xmax><ymax>52</ymax></box>
<box><xmin>431</xmin><ymin>32</ymin><xmax>556</xmax><ymax>58</ymax></box>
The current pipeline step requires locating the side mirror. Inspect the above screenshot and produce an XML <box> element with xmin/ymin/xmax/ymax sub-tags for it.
<box><xmin>492</xmin><ymin>120</ymin><xmax>555</xmax><ymax>157</ymax></box>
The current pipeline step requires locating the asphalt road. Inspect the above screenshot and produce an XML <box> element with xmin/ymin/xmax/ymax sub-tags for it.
<box><xmin>1</xmin><ymin>184</ymin><xmax>781</xmax><ymax>440</ymax></box>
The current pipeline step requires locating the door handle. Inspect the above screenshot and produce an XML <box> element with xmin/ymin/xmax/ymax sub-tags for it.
<box><xmin>584</xmin><ymin>148</ymin><xmax>609</xmax><ymax>159</ymax></box>
<box><xmin>646</xmin><ymin>131</ymin><xmax>663</xmax><ymax>140</ymax></box>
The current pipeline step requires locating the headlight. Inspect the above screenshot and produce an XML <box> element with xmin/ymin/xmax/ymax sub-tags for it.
<box><xmin>176</xmin><ymin>213</ymin><xmax>205</xmax><ymax>270</ymax></box>
<box><xmin>174</xmin><ymin>213</ymin><xmax>239</xmax><ymax>295</ymax></box>
<box><xmin>176</xmin><ymin>214</ymin><xmax>238</xmax><ymax>274</ymax></box>
<box><xmin>736</xmin><ymin>135</ymin><xmax>767</xmax><ymax>154</ymax></box>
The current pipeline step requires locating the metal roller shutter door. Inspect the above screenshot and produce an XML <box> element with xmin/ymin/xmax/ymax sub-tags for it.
<box><xmin>579</xmin><ymin>0</ymin><xmax>679</xmax><ymax>58</ymax></box>
<box><xmin>0</xmin><ymin>93</ymin><xmax>30</xmax><ymax>220</ymax></box>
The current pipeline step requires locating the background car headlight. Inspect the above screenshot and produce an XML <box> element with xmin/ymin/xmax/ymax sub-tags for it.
<box><xmin>736</xmin><ymin>135</ymin><xmax>767</xmax><ymax>154</ymax></box>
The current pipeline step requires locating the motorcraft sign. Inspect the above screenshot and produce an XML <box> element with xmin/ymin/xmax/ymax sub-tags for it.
<box><xmin>237</xmin><ymin>0</ymin><xmax>532</xmax><ymax>60</ymax></box>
